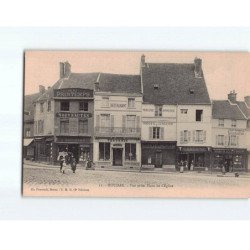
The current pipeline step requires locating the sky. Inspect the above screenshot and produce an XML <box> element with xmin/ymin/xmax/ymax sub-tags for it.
<box><xmin>25</xmin><ymin>51</ymin><xmax>250</xmax><ymax>101</ymax></box>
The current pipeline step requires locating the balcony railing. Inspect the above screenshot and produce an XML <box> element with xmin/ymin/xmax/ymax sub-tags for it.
<box><xmin>95</xmin><ymin>127</ymin><xmax>141</xmax><ymax>137</ymax></box>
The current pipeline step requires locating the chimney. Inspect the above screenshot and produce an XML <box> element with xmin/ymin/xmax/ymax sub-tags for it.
<box><xmin>194</xmin><ymin>57</ymin><xmax>202</xmax><ymax>78</ymax></box>
<box><xmin>141</xmin><ymin>54</ymin><xmax>146</xmax><ymax>67</ymax></box>
<box><xmin>39</xmin><ymin>85</ymin><xmax>45</xmax><ymax>94</ymax></box>
<box><xmin>244</xmin><ymin>96</ymin><xmax>250</xmax><ymax>107</ymax></box>
<box><xmin>59</xmin><ymin>61</ymin><xmax>71</xmax><ymax>78</ymax></box>
<box><xmin>228</xmin><ymin>90</ymin><xmax>237</xmax><ymax>103</ymax></box>
<box><xmin>94</xmin><ymin>81</ymin><xmax>100</xmax><ymax>91</ymax></box>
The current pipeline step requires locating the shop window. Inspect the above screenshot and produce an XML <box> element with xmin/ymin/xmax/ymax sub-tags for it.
<box><xmin>196</xmin><ymin>109</ymin><xmax>203</xmax><ymax>121</ymax></box>
<box><xmin>61</xmin><ymin>101</ymin><xmax>70</xmax><ymax>111</ymax></box>
<box><xmin>47</xmin><ymin>100</ymin><xmax>51</xmax><ymax>112</ymax></box>
<box><xmin>155</xmin><ymin>105</ymin><xmax>162</xmax><ymax>117</ymax></box>
<box><xmin>126</xmin><ymin>115</ymin><xmax>136</xmax><ymax>130</ymax></box>
<box><xmin>60</xmin><ymin>119</ymin><xmax>69</xmax><ymax>133</ymax></box>
<box><xmin>217</xmin><ymin>135</ymin><xmax>224</xmax><ymax>146</ymax></box>
<box><xmin>79</xmin><ymin>101</ymin><xmax>88</xmax><ymax>111</ymax></box>
<box><xmin>128</xmin><ymin>98</ymin><xmax>135</xmax><ymax>108</ymax></box>
<box><xmin>181</xmin><ymin>109</ymin><xmax>188</xmax><ymax>114</ymax></box>
<box><xmin>25</xmin><ymin>128</ymin><xmax>31</xmax><ymax>137</ymax></box>
<box><xmin>125</xmin><ymin>143</ymin><xmax>136</xmax><ymax>161</ymax></box>
<box><xmin>102</xmin><ymin>97</ymin><xmax>109</xmax><ymax>107</ymax></box>
<box><xmin>153</xmin><ymin>127</ymin><xmax>160</xmax><ymax>139</ymax></box>
<box><xmin>40</xmin><ymin>102</ymin><xmax>44</xmax><ymax>113</ymax></box>
<box><xmin>99</xmin><ymin>142</ymin><xmax>110</xmax><ymax>161</ymax></box>
<box><xmin>79</xmin><ymin>119</ymin><xmax>88</xmax><ymax>134</ymax></box>
<box><xmin>231</xmin><ymin>119</ymin><xmax>237</xmax><ymax>127</ymax></box>
<box><xmin>218</xmin><ymin>119</ymin><xmax>224</xmax><ymax>127</ymax></box>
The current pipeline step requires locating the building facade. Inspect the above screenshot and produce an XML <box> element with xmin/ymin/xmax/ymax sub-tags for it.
<box><xmin>93</xmin><ymin>73</ymin><xmax>142</xmax><ymax>170</ymax></box>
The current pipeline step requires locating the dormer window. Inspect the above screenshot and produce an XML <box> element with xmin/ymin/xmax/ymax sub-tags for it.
<box><xmin>153</xmin><ymin>84</ymin><xmax>159</xmax><ymax>90</ymax></box>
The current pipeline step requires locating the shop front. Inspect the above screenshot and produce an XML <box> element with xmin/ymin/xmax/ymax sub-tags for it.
<box><xmin>94</xmin><ymin>137</ymin><xmax>141</xmax><ymax>170</ymax></box>
<box><xmin>23</xmin><ymin>138</ymin><xmax>35</xmax><ymax>160</ymax></box>
<box><xmin>141</xmin><ymin>141</ymin><xmax>176</xmax><ymax>170</ymax></box>
<box><xmin>54</xmin><ymin>136</ymin><xmax>92</xmax><ymax>164</ymax></box>
<box><xmin>212</xmin><ymin>148</ymin><xmax>247</xmax><ymax>172</ymax></box>
<box><xmin>34</xmin><ymin>136</ymin><xmax>54</xmax><ymax>163</ymax></box>
<box><xmin>177</xmin><ymin>146</ymin><xmax>211</xmax><ymax>171</ymax></box>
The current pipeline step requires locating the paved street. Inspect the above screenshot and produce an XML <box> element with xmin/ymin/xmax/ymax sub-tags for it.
<box><xmin>23</xmin><ymin>163</ymin><xmax>250</xmax><ymax>197</ymax></box>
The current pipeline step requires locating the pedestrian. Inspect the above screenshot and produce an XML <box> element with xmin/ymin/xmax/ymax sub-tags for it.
<box><xmin>71</xmin><ymin>155</ymin><xmax>77</xmax><ymax>173</ymax></box>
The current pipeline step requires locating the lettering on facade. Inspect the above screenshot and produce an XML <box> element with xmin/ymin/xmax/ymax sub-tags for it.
<box><xmin>143</xmin><ymin>108</ymin><xmax>154</xmax><ymax>112</ymax></box>
<box><xmin>213</xmin><ymin>148</ymin><xmax>246</xmax><ymax>154</ymax></box>
<box><xmin>56</xmin><ymin>112</ymin><xmax>92</xmax><ymax>118</ymax></box>
<box><xmin>143</xmin><ymin>143</ymin><xmax>176</xmax><ymax>149</ymax></box>
<box><xmin>228</xmin><ymin>129</ymin><xmax>245</xmax><ymax>135</ymax></box>
<box><xmin>110</xmin><ymin>103</ymin><xmax>127</xmax><ymax>108</ymax></box>
<box><xmin>54</xmin><ymin>88</ymin><xmax>93</xmax><ymax>98</ymax></box>
<box><xmin>162</xmin><ymin>109</ymin><xmax>175</xmax><ymax>112</ymax></box>
<box><xmin>56</xmin><ymin>137</ymin><xmax>91</xmax><ymax>143</ymax></box>
<box><xmin>179</xmin><ymin>147</ymin><xmax>209</xmax><ymax>152</ymax></box>
<box><xmin>107</xmin><ymin>138</ymin><xmax>128</xmax><ymax>142</ymax></box>
<box><xmin>142</xmin><ymin>120</ymin><xmax>175</xmax><ymax>125</ymax></box>
<box><xmin>112</xmin><ymin>143</ymin><xmax>123</xmax><ymax>148</ymax></box>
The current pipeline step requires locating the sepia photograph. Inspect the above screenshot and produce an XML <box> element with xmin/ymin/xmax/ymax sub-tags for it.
<box><xmin>22</xmin><ymin>51</ymin><xmax>250</xmax><ymax>197</ymax></box>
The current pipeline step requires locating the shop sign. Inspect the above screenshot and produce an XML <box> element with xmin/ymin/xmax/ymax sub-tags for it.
<box><xmin>110</xmin><ymin>103</ymin><xmax>127</xmax><ymax>108</ymax></box>
<box><xmin>108</xmin><ymin>138</ymin><xmax>128</xmax><ymax>142</ymax></box>
<box><xmin>56</xmin><ymin>112</ymin><xmax>92</xmax><ymax>118</ymax></box>
<box><xmin>213</xmin><ymin>148</ymin><xmax>246</xmax><ymax>154</ymax></box>
<box><xmin>54</xmin><ymin>88</ymin><xmax>93</xmax><ymax>98</ymax></box>
<box><xmin>112</xmin><ymin>143</ymin><xmax>123</xmax><ymax>148</ymax></box>
<box><xmin>143</xmin><ymin>142</ymin><xmax>176</xmax><ymax>149</ymax></box>
<box><xmin>162</xmin><ymin>109</ymin><xmax>175</xmax><ymax>113</ymax></box>
<box><xmin>56</xmin><ymin>137</ymin><xmax>90</xmax><ymax>143</ymax></box>
<box><xmin>142</xmin><ymin>119</ymin><xmax>175</xmax><ymax>126</ymax></box>
<box><xmin>228</xmin><ymin>129</ymin><xmax>245</xmax><ymax>135</ymax></box>
<box><xmin>179</xmin><ymin>147</ymin><xmax>208</xmax><ymax>152</ymax></box>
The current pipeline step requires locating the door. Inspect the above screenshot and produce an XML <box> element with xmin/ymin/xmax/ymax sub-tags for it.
<box><xmin>113</xmin><ymin>148</ymin><xmax>123</xmax><ymax>166</ymax></box>
<box><xmin>68</xmin><ymin>144</ymin><xmax>79</xmax><ymax>163</ymax></box>
<box><xmin>155</xmin><ymin>151</ymin><xmax>163</xmax><ymax>168</ymax></box>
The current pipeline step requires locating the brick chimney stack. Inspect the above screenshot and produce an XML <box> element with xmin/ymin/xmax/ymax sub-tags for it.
<box><xmin>194</xmin><ymin>57</ymin><xmax>202</xmax><ymax>78</ymax></box>
<box><xmin>39</xmin><ymin>85</ymin><xmax>45</xmax><ymax>94</ymax></box>
<box><xmin>228</xmin><ymin>90</ymin><xmax>237</xmax><ymax>103</ymax></box>
<box><xmin>60</xmin><ymin>61</ymin><xmax>71</xmax><ymax>78</ymax></box>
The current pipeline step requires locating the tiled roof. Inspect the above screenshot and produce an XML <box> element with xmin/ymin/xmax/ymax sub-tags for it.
<box><xmin>141</xmin><ymin>63</ymin><xmax>211</xmax><ymax>105</ymax></box>
<box><xmin>236</xmin><ymin>101</ymin><xmax>250</xmax><ymax>118</ymax></box>
<box><xmin>98</xmin><ymin>73</ymin><xmax>141</xmax><ymax>94</ymax></box>
<box><xmin>24</xmin><ymin>92</ymin><xmax>40</xmax><ymax>121</ymax></box>
<box><xmin>212</xmin><ymin>100</ymin><xmax>246</xmax><ymax>120</ymax></box>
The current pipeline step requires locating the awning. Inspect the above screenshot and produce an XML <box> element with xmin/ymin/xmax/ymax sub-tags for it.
<box><xmin>23</xmin><ymin>138</ymin><xmax>34</xmax><ymax>146</ymax></box>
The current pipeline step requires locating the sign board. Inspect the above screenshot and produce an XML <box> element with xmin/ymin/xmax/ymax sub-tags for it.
<box><xmin>54</xmin><ymin>88</ymin><xmax>93</xmax><ymax>98</ymax></box>
<box><xmin>228</xmin><ymin>129</ymin><xmax>245</xmax><ymax>136</ymax></box>
<box><xmin>110</xmin><ymin>103</ymin><xmax>127</xmax><ymax>108</ymax></box>
<box><xmin>56</xmin><ymin>112</ymin><xmax>92</xmax><ymax>118</ymax></box>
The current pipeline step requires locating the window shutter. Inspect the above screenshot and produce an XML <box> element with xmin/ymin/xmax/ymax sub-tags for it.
<box><xmin>192</xmin><ymin>130</ymin><xmax>196</xmax><ymax>142</ymax></box>
<box><xmin>203</xmin><ymin>131</ymin><xmax>206</xmax><ymax>142</ymax></box>
<box><xmin>136</xmin><ymin>116</ymin><xmax>140</xmax><ymax>128</ymax></box>
<box><xmin>122</xmin><ymin>115</ymin><xmax>126</xmax><ymax>128</ymax></box>
<box><xmin>160</xmin><ymin>127</ymin><xmax>164</xmax><ymax>140</ymax></box>
<box><xmin>96</xmin><ymin>115</ymin><xmax>100</xmax><ymax>127</ymax></box>
<box><xmin>236</xmin><ymin>136</ymin><xmax>239</xmax><ymax>147</ymax></box>
<box><xmin>224</xmin><ymin>135</ymin><xmax>229</xmax><ymax>146</ymax></box>
<box><xmin>216</xmin><ymin>135</ymin><xmax>218</xmax><ymax>146</ymax></box>
<box><xmin>111</xmin><ymin>115</ymin><xmax>114</xmax><ymax>131</ymax></box>
<box><xmin>149</xmin><ymin>127</ymin><xmax>153</xmax><ymax>140</ymax></box>
<box><xmin>188</xmin><ymin>131</ymin><xmax>191</xmax><ymax>142</ymax></box>
<box><xmin>180</xmin><ymin>131</ymin><xmax>184</xmax><ymax>143</ymax></box>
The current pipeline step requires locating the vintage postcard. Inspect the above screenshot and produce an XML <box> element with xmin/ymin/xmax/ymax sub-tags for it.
<box><xmin>22</xmin><ymin>51</ymin><xmax>250</xmax><ymax>198</ymax></box>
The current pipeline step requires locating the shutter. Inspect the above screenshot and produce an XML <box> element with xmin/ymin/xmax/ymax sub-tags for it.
<box><xmin>122</xmin><ymin>115</ymin><xmax>126</xmax><ymax>128</ymax></box>
<box><xmin>111</xmin><ymin>115</ymin><xmax>114</xmax><ymax>131</ymax></box>
<box><xmin>203</xmin><ymin>131</ymin><xmax>206</xmax><ymax>142</ymax></box>
<box><xmin>188</xmin><ymin>131</ymin><xmax>191</xmax><ymax>142</ymax></box>
<box><xmin>160</xmin><ymin>127</ymin><xmax>164</xmax><ymax>140</ymax></box>
<box><xmin>192</xmin><ymin>130</ymin><xmax>196</xmax><ymax>142</ymax></box>
<box><xmin>236</xmin><ymin>135</ymin><xmax>239</xmax><ymax>147</ymax></box>
<box><xmin>224</xmin><ymin>135</ymin><xmax>229</xmax><ymax>146</ymax></box>
<box><xmin>216</xmin><ymin>135</ymin><xmax>218</xmax><ymax>146</ymax></box>
<box><xmin>136</xmin><ymin>116</ymin><xmax>140</xmax><ymax>128</ymax></box>
<box><xmin>149</xmin><ymin>127</ymin><xmax>153</xmax><ymax>140</ymax></box>
<box><xmin>180</xmin><ymin>131</ymin><xmax>184</xmax><ymax>143</ymax></box>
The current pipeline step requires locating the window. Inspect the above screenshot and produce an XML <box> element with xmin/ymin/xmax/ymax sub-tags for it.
<box><xmin>100</xmin><ymin>114</ymin><xmax>110</xmax><ymax>127</ymax></box>
<box><xmin>196</xmin><ymin>109</ymin><xmax>203</xmax><ymax>121</ymax></box>
<box><xmin>102</xmin><ymin>97</ymin><xmax>109</xmax><ymax>107</ymax></box>
<box><xmin>230</xmin><ymin>135</ymin><xmax>237</xmax><ymax>146</ymax></box>
<box><xmin>47</xmin><ymin>101</ymin><xmax>51</xmax><ymax>112</ymax></box>
<box><xmin>25</xmin><ymin>128</ymin><xmax>31</xmax><ymax>137</ymax></box>
<box><xmin>219</xmin><ymin>119</ymin><xmax>224</xmax><ymax>127</ymax></box>
<box><xmin>153</xmin><ymin>127</ymin><xmax>160</xmax><ymax>139</ymax></box>
<box><xmin>155</xmin><ymin>105</ymin><xmax>162</xmax><ymax>117</ymax></box>
<box><xmin>79</xmin><ymin>119</ymin><xmax>88</xmax><ymax>134</ymax></box>
<box><xmin>181</xmin><ymin>109</ymin><xmax>188</xmax><ymax>114</ymax></box>
<box><xmin>183</xmin><ymin>130</ymin><xmax>188</xmax><ymax>142</ymax></box>
<box><xmin>38</xmin><ymin>120</ymin><xmax>44</xmax><ymax>134</ymax></box>
<box><xmin>126</xmin><ymin>115</ymin><xmax>136</xmax><ymax>128</ymax></box>
<box><xmin>61</xmin><ymin>101</ymin><xmax>69</xmax><ymax>111</ymax></box>
<box><xmin>128</xmin><ymin>98</ymin><xmax>135</xmax><ymax>108</ymax></box>
<box><xmin>79</xmin><ymin>101</ymin><xmax>88</xmax><ymax>111</ymax></box>
<box><xmin>125</xmin><ymin>143</ymin><xmax>136</xmax><ymax>161</ymax></box>
<box><xmin>231</xmin><ymin>120</ymin><xmax>237</xmax><ymax>127</ymax></box>
<box><xmin>99</xmin><ymin>142</ymin><xmax>110</xmax><ymax>161</ymax></box>
<box><xmin>60</xmin><ymin>119</ymin><xmax>69</xmax><ymax>133</ymax></box>
<box><xmin>195</xmin><ymin>130</ymin><xmax>203</xmax><ymax>142</ymax></box>
<box><xmin>218</xmin><ymin>135</ymin><xmax>224</xmax><ymax>146</ymax></box>
<box><xmin>40</xmin><ymin>102</ymin><xmax>44</xmax><ymax>113</ymax></box>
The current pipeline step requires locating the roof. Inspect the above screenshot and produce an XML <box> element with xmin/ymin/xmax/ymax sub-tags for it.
<box><xmin>236</xmin><ymin>101</ymin><xmax>250</xmax><ymax>119</ymax></box>
<box><xmin>212</xmin><ymin>100</ymin><xmax>246</xmax><ymax>120</ymax></box>
<box><xmin>141</xmin><ymin>63</ymin><xmax>211</xmax><ymax>105</ymax></box>
<box><xmin>24</xmin><ymin>92</ymin><xmax>40</xmax><ymax>121</ymax></box>
<box><xmin>98</xmin><ymin>73</ymin><xmax>141</xmax><ymax>94</ymax></box>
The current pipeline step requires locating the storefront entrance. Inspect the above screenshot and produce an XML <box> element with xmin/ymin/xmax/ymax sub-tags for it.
<box><xmin>113</xmin><ymin>148</ymin><xmax>123</xmax><ymax>166</ymax></box>
<box><xmin>155</xmin><ymin>151</ymin><xmax>163</xmax><ymax>168</ymax></box>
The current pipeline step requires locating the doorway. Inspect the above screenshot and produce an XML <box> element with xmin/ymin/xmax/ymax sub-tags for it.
<box><xmin>113</xmin><ymin>148</ymin><xmax>123</xmax><ymax>166</ymax></box>
<box><xmin>155</xmin><ymin>151</ymin><xmax>163</xmax><ymax>168</ymax></box>
<box><xmin>68</xmin><ymin>144</ymin><xmax>79</xmax><ymax>163</ymax></box>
